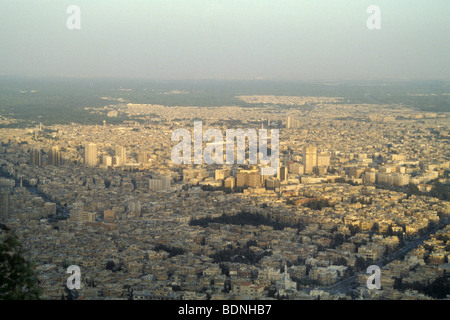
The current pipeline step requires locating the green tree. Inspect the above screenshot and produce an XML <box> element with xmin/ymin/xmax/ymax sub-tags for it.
<box><xmin>386</xmin><ymin>224</ymin><xmax>394</xmax><ymax>236</ymax></box>
<box><xmin>105</xmin><ymin>260</ymin><xmax>116</xmax><ymax>271</ymax></box>
<box><xmin>246</xmin><ymin>240</ymin><xmax>258</xmax><ymax>248</ymax></box>
<box><xmin>406</xmin><ymin>183</ymin><xmax>421</xmax><ymax>198</ymax></box>
<box><xmin>355</xmin><ymin>256</ymin><xmax>366</xmax><ymax>271</ymax></box>
<box><xmin>429</xmin><ymin>182</ymin><xmax>449</xmax><ymax>201</ymax></box>
<box><xmin>0</xmin><ymin>228</ymin><xmax>41</xmax><ymax>299</ymax></box>
<box><xmin>333</xmin><ymin>257</ymin><xmax>348</xmax><ymax>266</ymax></box>
<box><xmin>371</xmin><ymin>222</ymin><xmax>379</xmax><ymax>234</ymax></box>
<box><xmin>331</xmin><ymin>233</ymin><xmax>345</xmax><ymax>248</ymax></box>
<box><xmin>219</xmin><ymin>263</ymin><xmax>230</xmax><ymax>277</ymax></box>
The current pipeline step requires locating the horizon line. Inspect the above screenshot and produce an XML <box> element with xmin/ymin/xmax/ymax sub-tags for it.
<box><xmin>1</xmin><ymin>74</ymin><xmax>449</xmax><ymax>83</ymax></box>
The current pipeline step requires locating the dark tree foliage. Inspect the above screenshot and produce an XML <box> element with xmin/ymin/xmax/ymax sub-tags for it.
<box><xmin>394</xmin><ymin>276</ymin><xmax>450</xmax><ymax>299</ymax></box>
<box><xmin>285</xmin><ymin>199</ymin><xmax>296</xmax><ymax>206</ymax></box>
<box><xmin>63</xmin><ymin>287</ymin><xmax>79</xmax><ymax>300</ymax></box>
<box><xmin>406</xmin><ymin>182</ymin><xmax>421</xmax><ymax>198</ymax></box>
<box><xmin>0</xmin><ymin>230</ymin><xmax>41</xmax><ymax>299</ymax></box>
<box><xmin>331</xmin><ymin>233</ymin><xmax>345</xmax><ymax>248</ymax></box>
<box><xmin>219</xmin><ymin>263</ymin><xmax>230</xmax><ymax>276</ymax></box>
<box><xmin>105</xmin><ymin>260</ymin><xmax>116</xmax><ymax>271</ymax></box>
<box><xmin>376</xmin><ymin>180</ymin><xmax>448</xmax><ymax>202</ymax></box>
<box><xmin>246</xmin><ymin>240</ymin><xmax>258</xmax><ymax>248</ymax></box>
<box><xmin>199</xmin><ymin>185</ymin><xmax>244</xmax><ymax>194</ymax></box>
<box><xmin>335</xmin><ymin>177</ymin><xmax>359</xmax><ymax>186</ymax></box>
<box><xmin>348</xmin><ymin>224</ymin><xmax>361</xmax><ymax>236</ymax></box>
<box><xmin>190</xmin><ymin>211</ymin><xmax>304</xmax><ymax>231</ymax></box>
<box><xmin>171</xmin><ymin>285</ymin><xmax>182</xmax><ymax>292</ymax></box>
<box><xmin>354</xmin><ymin>256</ymin><xmax>366</xmax><ymax>271</ymax></box>
<box><xmin>350</xmin><ymin>197</ymin><xmax>373</xmax><ymax>205</ymax></box>
<box><xmin>333</xmin><ymin>257</ymin><xmax>348</xmax><ymax>266</ymax></box>
<box><xmin>105</xmin><ymin>260</ymin><xmax>123</xmax><ymax>272</ymax></box>
<box><xmin>210</xmin><ymin>245</ymin><xmax>272</xmax><ymax>265</ymax></box>
<box><xmin>302</xmin><ymin>199</ymin><xmax>334</xmax><ymax>210</ymax></box>
<box><xmin>154</xmin><ymin>244</ymin><xmax>186</xmax><ymax>258</ymax></box>
<box><xmin>429</xmin><ymin>182</ymin><xmax>450</xmax><ymax>201</ymax></box>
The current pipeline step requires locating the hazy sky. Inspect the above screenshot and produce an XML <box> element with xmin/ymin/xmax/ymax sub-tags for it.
<box><xmin>0</xmin><ymin>0</ymin><xmax>448</xmax><ymax>80</ymax></box>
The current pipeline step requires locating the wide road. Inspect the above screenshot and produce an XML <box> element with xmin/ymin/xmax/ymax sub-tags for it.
<box><xmin>326</xmin><ymin>226</ymin><xmax>442</xmax><ymax>295</ymax></box>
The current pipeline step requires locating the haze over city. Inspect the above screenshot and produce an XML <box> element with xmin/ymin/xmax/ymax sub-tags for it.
<box><xmin>0</xmin><ymin>0</ymin><xmax>449</xmax><ymax>80</ymax></box>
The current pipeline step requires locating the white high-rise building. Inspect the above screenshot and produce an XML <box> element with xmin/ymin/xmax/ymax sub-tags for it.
<box><xmin>30</xmin><ymin>148</ymin><xmax>42</xmax><ymax>166</ymax></box>
<box><xmin>286</xmin><ymin>116</ymin><xmax>300</xmax><ymax>129</ymax></box>
<box><xmin>161</xmin><ymin>174</ymin><xmax>171</xmax><ymax>190</ymax></box>
<box><xmin>70</xmin><ymin>201</ymin><xmax>84</xmax><ymax>223</ymax></box>
<box><xmin>149</xmin><ymin>179</ymin><xmax>162</xmax><ymax>191</ymax></box>
<box><xmin>48</xmin><ymin>146</ymin><xmax>62</xmax><ymax>166</ymax></box>
<box><xmin>303</xmin><ymin>145</ymin><xmax>317</xmax><ymax>174</ymax></box>
<box><xmin>149</xmin><ymin>174</ymin><xmax>171</xmax><ymax>191</ymax></box>
<box><xmin>215</xmin><ymin>168</ymin><xmax>231</xmax><ymax>180</ymax></box>
<box><xmin>149</xmin><ymin>174</ymin><xmax>172</xmax><ymax>191</ymax></box>
<box><xmin>317</xmin><ymin>153</ymin><xmax>331</xmax><ymax>167</ymax></box>
<box><xmin>115</xmin><ymin>146</ymin><xmax>127</xmax><ymax>166</ymax></box>
<box><xmin>85</xmin><ymin>143</ymin><xmax>98</xmax><ymax>166</ymax></box>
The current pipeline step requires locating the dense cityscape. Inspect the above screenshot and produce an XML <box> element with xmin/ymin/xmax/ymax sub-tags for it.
<box><xmin>1</xmin><ymin>2</ymin><xmax>449</xmax><ymax>305</ymax></box>
<box><xmin>1</xmin><ymin>91</ymin><xmax>449</xmax><ymax>300</ymax></box>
